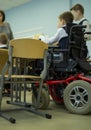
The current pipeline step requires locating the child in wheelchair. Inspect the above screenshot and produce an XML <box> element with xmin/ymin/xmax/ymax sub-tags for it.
<box><xmin>27</xmin><ymin>11</ymin><xmax>74</xmax><ymax>75</ymax></box>
<box><xmin>29</xmin><ymin>10</ymin><xmax>91</xmax><ymax>76</ymax></box>
<box><xmin>39</xmin><ymin>11</ymin><xmax>74</xmax><ymax>49</ymax></box>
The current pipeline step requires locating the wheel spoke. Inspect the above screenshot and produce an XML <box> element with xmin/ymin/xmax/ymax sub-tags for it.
<box><xmin>73</xmin><ymin>101</ymin><xmax>79</xmax><ymax>107</ymax></box>
<box><xmin>81</xmin><ymin>98</ymin><xmax>87</xmax><ymax>105</ymax></box>
<box><xmin>82</xmin><ymin>90</ymin><xmax>88</xmax><ymax>97</ymax></box>
<box><xmin>70</xmin><ymin>94</ymin><xmax>75</xmax><ymax>100</ymax></box>
<box><xmin>73</xmin><ymin>86</ymin><xmax>79</xmax><ymax>94</ymax></box>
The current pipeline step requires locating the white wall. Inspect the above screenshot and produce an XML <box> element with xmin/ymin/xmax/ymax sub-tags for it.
<box><xmin>5</xmin><ymin>0</ymin><xmax>70</xmax><ymax>38</ymax></box>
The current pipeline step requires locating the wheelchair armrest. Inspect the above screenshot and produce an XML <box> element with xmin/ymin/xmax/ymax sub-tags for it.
<box><xmin>84</xmin><ymin>32</ymin><xmax>91</xmax><ymax>35</ymax></box>
<box><xmin>71</xmin><ymin>25</ymin><xmax>86</xmax><ymax>29</ymax></box>
<box><xmin>48</xmin><ymin>46</ymin><xmax>69</xmax><ymax>52</ymax></box>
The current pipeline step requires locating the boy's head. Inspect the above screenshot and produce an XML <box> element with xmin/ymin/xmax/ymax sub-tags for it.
<box><xmin>0</xmin><ymin>33</ymin><xmax>8</xmax><ymax>44</ymax></box>
<box><xmin>70</xmin><ymin>4</ymin><xmax>84</xmax><ymax>21</ymax></box>
<box><xmin>57</xmin><ymin>11</ymin><xmax>74</xmax><ymax>28</ymax></box>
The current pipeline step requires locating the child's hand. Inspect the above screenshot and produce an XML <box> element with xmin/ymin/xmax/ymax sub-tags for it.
<box><xmin>39</xmin><ymin>35</ymin><xmax>46</xmax><ymax>41</ymax></box>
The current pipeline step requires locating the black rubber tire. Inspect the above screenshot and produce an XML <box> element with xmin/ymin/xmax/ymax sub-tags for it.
<box><xmin>32</xmin><ymin>88</ymin><xmax>50</xmax><ymax>109</ymax></box>
<box><xmin>9</xmin><ymin>117</ymin><xmax>16</xmax><ymax>123</ymax></box>
<box><xmin>63</xmin><ymin>80</ymin><xmax>91</xmax><ymax>115</ymax></box>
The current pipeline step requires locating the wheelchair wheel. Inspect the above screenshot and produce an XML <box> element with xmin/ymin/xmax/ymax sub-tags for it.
<box><xmin>63</xmin><ymin>80</ymin><xmax>91</xmax><ymax>115</ymax></box>
<box><xmin>32</xmin><ymin>88</ymin><xmax>50</xmax><ymax>109</ymax></box>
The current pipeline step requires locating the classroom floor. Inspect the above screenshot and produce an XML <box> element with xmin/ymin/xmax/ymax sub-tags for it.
<box><xmin>0</xmin><ymin>93</ymin><xmax>91</xmax><ymax>130</ymax></box>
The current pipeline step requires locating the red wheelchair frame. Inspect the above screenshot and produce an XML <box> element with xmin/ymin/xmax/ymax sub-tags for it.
<box><xmin>46</xmin><ymin>73</ymin><xmax>91</xmax><ymax>104</ymax></box>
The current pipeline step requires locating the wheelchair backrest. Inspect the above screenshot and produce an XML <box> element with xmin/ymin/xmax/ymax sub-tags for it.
<box><xmin>58</xmin><ymin>23</ymin><xmax>85</xmax><ymax>50</ymax></box>
<box><xmin>58</xmin><ymin>23</ymin><xmax>76</xmax><ymax>49</ymax></box>
<box><xmin>68</xmin><ymin>25</ymin><xmax>88</xmax><ymax>60</ymax></box>
<box><xmin>48</xmin><ymin>24</ymin><xmax>89</xmax><ymax>73</ymax></box>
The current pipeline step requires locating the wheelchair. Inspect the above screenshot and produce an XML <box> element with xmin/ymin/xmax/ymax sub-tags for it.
<box><xmin>31</xmin><ymin>24</ymin><xmax>91</xmax><ymax>115</ymax></box>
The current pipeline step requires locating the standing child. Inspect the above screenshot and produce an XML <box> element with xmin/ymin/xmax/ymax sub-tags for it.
<box><xmin>70</xmin><ymin>3</ymin><xmax>91</xmax><ymax>40</ymax></box>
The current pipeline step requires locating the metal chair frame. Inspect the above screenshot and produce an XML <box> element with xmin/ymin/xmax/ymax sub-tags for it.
<box><xmin>0</xmin><ymin>39</ymin><xmax>52</xmax><ymax>123</ymax></box>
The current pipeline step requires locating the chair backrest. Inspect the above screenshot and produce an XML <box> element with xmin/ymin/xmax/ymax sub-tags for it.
<box><xmin>0</xmin><ymin>49</ymin><xmax>8</xmax><ymax>74</ymax></box>
<box><xmin>9</xmin><ymin>38</ymin><xmax>48</xmax><ymax>59</ymax></box>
